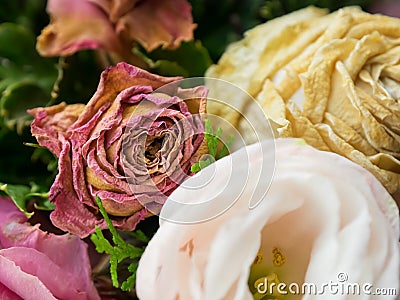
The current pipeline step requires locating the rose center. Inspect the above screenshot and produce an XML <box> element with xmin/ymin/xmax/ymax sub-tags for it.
<box><xmin>145</xmin><ymin>136</ymin><xmax>165</xmax><ymax>162</ymax></box>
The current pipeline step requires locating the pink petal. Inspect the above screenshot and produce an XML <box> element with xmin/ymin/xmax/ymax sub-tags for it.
<box><xmin>108</xmin><ymin>0</ymin><xmax>138</xmax><ymax>22</ymax></box>
<box><xmin>0</xmin><ymin>247</ymin><xmax>98</xmax><ymax>300</ymax></box>
<box><xmin>0</xmin><ymin>197</ymin><xmax>27</xmax><ymax>232</ymax></box>
<box><xmin>116</xmin><ymin>0</ymin><xmax>196</xmax><ymax>51</ymax></box>
<box><xmin>0</xmin><ymin>197</ymin><xmax>100</xmax><ymax>299</ymax></box>
<box><xmin>0</xmin><ymin>252</ymin><xmax>57</xmax><ymax>300</ymax></box>
<box><xmin>70</xmin><ymin>62</ymin><xmax>180</xmax><ymax>130</ymax></box>
<box><xmin>49</xmin><ymin>138</ymin><xmax>148</xmax><ymax>237</ymax></box>
<box><xmin>0</xmin><ymin>282</ymin><xmax>22</xmax><ymax>300</ymax></box>
<box><xmin>37</xmin><ymin>0</ymin><xmax>123</xmax><ymax>56</ymax></box>
<box><xmin>29</xmin><ymin>102</ymin><xmax>84</xmax><ymax>157</ymax></box>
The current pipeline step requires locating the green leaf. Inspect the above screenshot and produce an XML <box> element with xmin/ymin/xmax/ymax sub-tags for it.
<box><xmin>92</xmin><ymin>226</ymin><xmax>114</xmax><ymax>253</ymax></box>
<box><xmin>191</xmin><ymin>119</ymin><xmax>235</xmax><ymax>172</ymax></box>
<box><xmin>121</xmin><ymin>262</ymin><xmax>139</xmax><ymax>291</ymax></box>
<box><xmin>204</xmin><ymin>118</ymin><xmax>214</xmax><ymax>135</ymax></box>
<box><xmin>135</xmin><ymin>40</ymin><xmax>212</xmax><ymax>77</ymax></box>
<box><xmin>198</xmin><ymin>158</ymin><xmax>211</xmax><ymax>169</ymax></box>
<box><xmin>0</xmin><ymin>183</ymin><xmax>33</xmax><ymax>217</ymax></box>
<box><xmin>190</xmin><ymin>162</ymin><xmax>201</xmax><ymax>173</ymax></box>
<box><xmin>0</xmin><ymin>23</ymin><xmax>36</xmax><ymax>64</ymax></box>
<box><xmin>0</xmin><ymin>0</ymin><xmax>48</xmax><ymax>36</ymax></box>
<box><xmin>204</xmin><ymin>119</ymin><xmax>217</xmax><ymax>157</ymax></box>
<box><xmin>0</xmin><ymin>182</ymin><xmax>54</xmax><ymax>216</ymax></box>
<box><xmin>26</xmin><ymin>191</ymin><xmax>54</xmax><ymax>211</ymax></box>
<box><xmin>148</xmin><ymin>60</ymin><xmax>189</xmax><ymax>77</ymax></box>
<box><xmin>218</xmin><ymin>134</ymin><xmax>235</xmax><ymax>159</ymax></box>
<box><xmin>123</xmin><ymin>230</ymin><xmax>151</xmax><ymax>243</ymax></box>
<box><xmin>0</xmin><ymin>23</ymin><xmax>58</xmax><ymax>134</ymax></box>
<box><xmin>32</xmin><ymin>197</ymin><xmax>55</xmax><ymax>211</ymax></box>
<box><xmin>90</xmin><ymin>197</ymin><xmax>148</xmax><ymax>292</ymax></box>
<box><xmin>0</xmin><ymin>81</ymin><xmax>48</xmax><ymax>134</ymax></box>
<box><xmin>0</xmin><ymin>129</ymin><xmax>56</xmax><ymax>187</ymax></box>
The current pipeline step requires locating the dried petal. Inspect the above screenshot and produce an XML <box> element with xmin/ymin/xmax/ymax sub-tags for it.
<box><xmin>207</xmin><ymin>7</ymin><xmax>400</xmax><ymax>198</ymax></box>
<box><xmin>37</xmin><ymin>0</ymin><xmax>195</xmax><ymax>57</ymax></box>
<box><xmin>31</xmin><ymin>63</ymin><xmax>208</xmax><ymax>237</ymax></box>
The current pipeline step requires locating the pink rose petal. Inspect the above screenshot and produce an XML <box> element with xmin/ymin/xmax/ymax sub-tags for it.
<box><xmin>0</xmin><ymin>254</ymin><xmax>56</xmax><ymax>300</ymax></box>
<box><xmin>116</xmin><ymin>0</ymin><xmax>196</xmax><ymax>51</ymax></box>
<box><xmin>0</xmin><ymin>197</ymin><xmax>100</xmax><ymax>300</ymax></box>
<box><xmin>37</xmin><ymin>0</ymin><xmax>124</xmax><ymax>56</ymax></box>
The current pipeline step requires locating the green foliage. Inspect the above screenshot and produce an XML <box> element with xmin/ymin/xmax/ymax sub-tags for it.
<box><xmin>0</xmin><ymin>0</ymin><xmax>48</xmax><ymax>36</ymax></box>
<box><xmin>0</xmin><ymin>183</ymin><xmax>32</xmax><ymax>217</ymax></box>
<box><xmin>190</xmin><ymin>0</ymin><xmax>266</xmax><ymax>61</ymax></box>
<box><xmin>0</xmin><ymin>1</ymin><xmax>100</xmax><ymax>195</ymax></box>
<box><xmin>55</xmin><ymin>51</ymin><xmax>103</xmax><ymax>103</ymax></box>
<box><xmin>259</xmin><ymin>0</ymin><xmax>373</xmax><ymax>19</ymax></box>
<box><xmin>0</xmin><ymin>13</ymin><xmax>100</xmax><ymax>204</ymax></box>
<box><xmin>0</xmin><ymin>181</ymin><xmax>54</xmax><ymax>217</ymax></box>
<box><xmin>134</xmin><ymin>40</ymin><xmax>213</xmax><ymax>77</ymax></box>
<box><xmin>0</xmin><ymin>23</ymin><xmax>58</xmax><ymax>134</ymax></box>
<box><xmin>91</xmin><ymin>197</ymin><xmax>147</xmax><ymax>292</ymax></box>
<box><xmin>189</xmin><ymin>0</ymin><xmax>373</xmax><ymax>61</ymax></box>
<box><xmin>0</xmin><ymin>128</ymin><xmax>57</xmax><ymax>188</ymax></box>
<box><xmin>191</xmin><ymin>119</ymin><xmax>234</xmax><ymax>172</ymax></box>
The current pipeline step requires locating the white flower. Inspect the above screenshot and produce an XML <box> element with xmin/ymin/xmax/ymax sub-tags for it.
<box><xmin>136</xmin><ymin>139</ymin><xmax>399</xmax><ymax>300</ymax></box>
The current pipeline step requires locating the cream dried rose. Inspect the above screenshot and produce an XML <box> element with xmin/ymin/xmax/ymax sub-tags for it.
<box><xmin>136</xmin><ymin>139</ymin><xmax>399</xmax><ymax>300</ymax></box>
<box><xmin>206</xmin><ymin>6</ymin><xmax>400</xmax><ymax>200</ymax></box>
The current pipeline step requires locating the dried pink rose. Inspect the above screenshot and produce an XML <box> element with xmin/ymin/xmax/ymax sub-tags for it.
<box><xmin>30</xmin><ymin>62</ymin><xmax>207</xmax><ymax>238</ymax></box>
<box><xmin>36</xmin><ymin>0</ymin><xmax>196</xmax><ymax>58</ymax></box>
<box><xmin>0</xmin><ymin>196</ymin><xmax>100</xmax><ymax>300</ymax></box>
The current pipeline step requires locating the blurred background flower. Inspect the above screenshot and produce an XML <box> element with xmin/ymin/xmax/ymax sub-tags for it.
<box><xmin>36</xmin><ymin>0</ymin><xmax>197</xmax><ymax>68</ymax></box>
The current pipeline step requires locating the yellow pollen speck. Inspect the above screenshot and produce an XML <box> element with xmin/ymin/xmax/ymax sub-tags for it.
<box><xmin>253</xmin><ymin>253</ymin><xmax>263</xmax><ymax>265</ymax></box>
<box><xmin>272</xmin><ymin>247</ymin><xmax>286</xmax><ymax>267</ymax></box>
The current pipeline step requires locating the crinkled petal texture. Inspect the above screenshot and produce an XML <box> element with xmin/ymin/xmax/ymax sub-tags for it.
<box><xmin>206</xmin><ymin>6</ymin><xmax>400</xmax><ymax>199</ymax></box>
<box><xmin>115</xmin><ymin>0</ymin><xmax>196</xmax><ymax>52</ymax></box>
<box><xmin>37</xmin><ymin>0</ymin><xmax>195</xmax><ymax>57</ymax></box>
<box><xmin>136</xmin><ymin>139</ymin><xmax>400</xmax><ymax>300</ymax></box>
<box><xmin>0</xmin><ymin>196</ymin><xmax>99</xmax><ymax>300</ymax></box>
<box><xmin>30</xmin><ymin>62</ymin><xmax>207</xmax><ymax>237</ymax></box>
<box><xmin>29</xmin><ymin>102</ymin><xmax>85</xmax><ymax>156</ymax></box>
<box><xmin>36</xmin><ymin>0</ymin><xmax>124</xmax><ymax>56</ymax></box>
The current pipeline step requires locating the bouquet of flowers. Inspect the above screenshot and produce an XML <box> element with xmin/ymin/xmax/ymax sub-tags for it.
<box><xmin>0</xmin><ymin>0</ymin><xmax>399</xmax><ymax>299</ymax></box>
